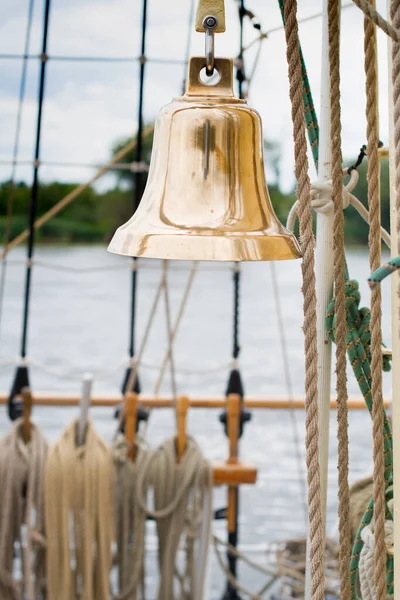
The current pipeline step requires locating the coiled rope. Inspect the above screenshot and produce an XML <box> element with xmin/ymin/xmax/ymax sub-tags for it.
<box><xmin>45</xmin><ymin>419</ymin><xmax>114</xmax><ymax>600</ymax></box>
<box><xmin>113</xmin><ymin>436</ymin><xmax>150</xmax><ymax>599</ymax></box>
<box><xmin>0</xmin><ymin>419</ymin><xmax>48</xmax><ymax>600</ymax></box>
<box><xmin>135</xmin><ymin>437</ymin><xmax>212</xmax><ymax>600</ymax></box>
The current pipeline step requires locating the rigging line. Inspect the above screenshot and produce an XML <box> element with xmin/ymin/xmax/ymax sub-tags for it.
<box><xmin>0</xmin><ymin>0</ymin><xmax>35</xmax><ymax>346</ymax></box>
<box><xmin>153</xmin><ymin>262</ymin><xmax>198</xmax><ymax>395</ymax></box>
<box><xmin>0</xmin><ymin>128</ymin><xmax>154</xmax><ymax>259</ymax></box>
<box><xmin>237</xmin><ymin>0</ymin><xmax>246</xmax><ymax>99</ymax></box>
<box><xmin>0</xmin><ymin>53</ymin><xmax>186</xmax><ymax>65</ymax></box>
<box><xmin>269</xmin><ymin>262</ymin><xmax>308</xmax><ymax>530</ymax></box>
<box><xmin>20</xmin><ymin>0</ymin><xmax>52</xmax><ymax>359</ymax></box>
<box><xmin>0</xmin><ymin>159</ymin><xmax>149</xmax><ymax>171</ymax></box>
<box><xmin>125</xmin><ymin>0</ymin><xmax>148</xmax><ymax>377</ymax></box>
<box><xmin>162</xmin><ymin>261</ymin><xmax>178</xmax><ymax>401</ymax></box>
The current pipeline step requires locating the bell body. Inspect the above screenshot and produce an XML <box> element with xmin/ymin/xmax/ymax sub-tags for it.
<box><xmin>108</xmin><ymin>57</ymin><xmax>301</xmax><ymax>261</ymax></box>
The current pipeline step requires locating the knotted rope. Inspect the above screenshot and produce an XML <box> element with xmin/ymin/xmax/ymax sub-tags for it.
<box><xmin>283</xmin><ymin>0</ymin><xmax>324</xmax><ymax>598</ymax></box>
<box><xmin>327</xmin><ymin>1</ymin><xmax>351</xmax><ymax>598</ymax></box>
<box><xmin>325</xmin><ymin>277</ymin><xmax>394</xmax><ymax>598</ymax></box>
<box><xmin>45</xmin><ymin>419</ymin><xmax>114</xmax><ymax>600</ymax></box>
<box><xmin>135</xmin><ymin>437</ymin><xmax>213</xmax><ymax>600</ymax></box>
<box><xmin>0</xmin><ymin>419</ymin><xmax>48</xmax><ymax>600</ymax></box>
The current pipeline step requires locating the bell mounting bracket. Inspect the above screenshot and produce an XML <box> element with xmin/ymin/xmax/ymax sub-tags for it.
<box><xmin>203</xmin><ymin>15</ymin><xmax>218</xmax><ymax>76</ymax></box>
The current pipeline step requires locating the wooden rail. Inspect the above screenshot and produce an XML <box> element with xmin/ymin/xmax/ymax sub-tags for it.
<box><xmin>0</xmin><ymin>393</ymin><xmax>390</xmax><ymax>410</ymax></box>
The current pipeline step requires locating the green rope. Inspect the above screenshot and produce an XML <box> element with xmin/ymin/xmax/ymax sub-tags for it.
<box><xmin>325</xmin><ymin>278</ymin><xmax>394</xmax><ymax>597</ymax></box>
<box><xmin>369</xmin><ymin>256</ymin><xmax>400</xmax><ymax>289</ymax></box>
<box><xmin>278</xmin><ymin>0</ymin><xmax>319</xmax><ymax>169</ymax></box>
<box><xmin>277</xmin><ymin>3</ymin><xmax>394</xmax><ymax>592</ymax></box>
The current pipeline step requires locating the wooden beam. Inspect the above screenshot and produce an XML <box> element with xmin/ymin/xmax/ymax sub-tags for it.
<box><xmin>1</xmin><ymin>393</ymin><xmax>390</xmax><ymax>410</ymax></box>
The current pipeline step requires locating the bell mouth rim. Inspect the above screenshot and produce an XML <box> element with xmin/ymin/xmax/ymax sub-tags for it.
<box><xmin>107</xmin><ymin>232</ymin><xmax>302</xmax><ymax>262</ymax></box>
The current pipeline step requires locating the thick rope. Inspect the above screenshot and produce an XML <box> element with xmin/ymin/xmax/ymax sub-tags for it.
<box><xmin>278</xmin><ymin>0</ymin><xmax>320</xmax><ymax>167</ymax></box>
<box><xmin>135</xmin><ymin>437</ymin><xmax>213</xmax><ymax>600</ymax></box>
<box><xmin>369</xmin><ymin>256</ymin><xmax>400</xmax><ymax>288</ymax></box>
<box><xmin>45</xmin><ymin>420</ymin><xmax>114</xmax><ymax>600</ymax></box>
<box><xmin>352</xmin><ymin>0</ymin><xmax>400</xmax><ymax>41</ymax></box>
<box><xmin>327</xmin><ymin>2</ymin><xmax>351</xmax><ymax>598</ymax></box>
<box><xmin>325</xmin><ymin>278</ymin><xmax>394</xmax><ymax>596</ymax></box>
<box><xmin>283</xmin><ymin>0</ymin><xmax>324</xmax><ymax>598</ymax></box>
<box><xmin>0</xmin><ymin>419</ymin><xmax>48</xmax><ymax>600</ymax></box>
<box><xmin>391</xmin><ymin>0</ymin><xmax>400</xmax><ymax>333</ymax></box>
<box><xmin>363</xmin><ymin>4</ymin><xmax>386</xmax><ymax>597</ymax></box>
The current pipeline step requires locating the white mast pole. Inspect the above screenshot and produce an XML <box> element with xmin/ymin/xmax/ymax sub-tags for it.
<box><xmin>304</xmin><ymin>0</ymin><xmax>336</xmax><ymax>595</ymax></box>
<box><xmin>387</xmin><ymin>12</ymin><xmax>400</xmax><ymax>592</ymax></box>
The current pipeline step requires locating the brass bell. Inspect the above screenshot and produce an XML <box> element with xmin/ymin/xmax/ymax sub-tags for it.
<box><xmin>108</xmin><ymin>57</ymin><xmax>301</xmax><ymax>262</ymax></box>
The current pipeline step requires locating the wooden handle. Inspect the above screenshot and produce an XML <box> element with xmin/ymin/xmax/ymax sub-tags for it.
<box><xmin>227</xmin><ymin>394</ymin><xmax>240</xmax><ymax>463</ymax></box>
<box><xmin>125</xmin><ymin>393</ymin><xmax>137</xmax><ymax>461</ymax></box>
<box><xmin>22</xmin><ymin>387</ymin><xmax>32</xmax><ymax>444</ymax></box>
<box><xmin>227</xmin><ymin>487</ymin><xmax>237</xmax><ymax>533</ymax></box>
<box><xmin>195</xmin><ymin>0</ymin><xmax>226</xmax><ymax>33</ymax></box>
<box><xmin>176</xmin><ymin>396</ymin><xmax>189</xmax><ymax>462</ymax></box>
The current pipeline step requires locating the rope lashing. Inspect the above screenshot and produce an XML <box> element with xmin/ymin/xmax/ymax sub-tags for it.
<box><xmin>278</xmin><ymin>0</ymin><xmax>319</xmax><ymax>168</ymax></box>
<box><xmin>286</xmin><ymin>167</ymin><xmax>391</xmax><ymax>248</ymax></box>
<box><xmin>325</xmin><ymin>278</ymin><xmax>394</xmax><ymax>598</ymax></box>
<box><xmin>368</xmin><ymin>256</ymin><xmax>400</xmax><ymax>289</ymax></box>
<box><xmin>45</xmin><ymin>419</ymin><xmax>114</xmax><ymax>600</ymax></box>
<box><xmin>0</xmin><ymin>419</ymin><xmax>48</xmax><ymax>600</ymax></box>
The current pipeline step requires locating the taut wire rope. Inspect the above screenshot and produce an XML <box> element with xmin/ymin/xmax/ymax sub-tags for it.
<box><xmin>161</xmin><ymin>261</ymin><xmax>178</xmax><ymax>402</ymax></box>
<box><xmin>327</xmin><ymin>1</ymin><xmax>351</xmax><ymax>598</ymax></box>
<box><xmin>363</xmin><ymin>2</ymin><xmax>386</xmax><ymax>597</ymax></box>
<box><xmin>0</xmin><ymin>0</ymin><xmax>35</xmax><ymax>345</ymax></box>
<box><xmin>283</xmin><ymin>0</ymin><xmax>325</xmax><ymax>598</ymax></box>
<box><xmin>122</xmin><ymin>0</ymin><xmax>149</xmax><ymax>397</ymax></box>
<box><xmin>0</xmin><ymin>126</ymin><xmax>155</xmax><ymax>260</ymax></box>
<box><xmin>152</xmin><ymin>262</ymin><xmax>199</xmax><ymax>397</ymax></box>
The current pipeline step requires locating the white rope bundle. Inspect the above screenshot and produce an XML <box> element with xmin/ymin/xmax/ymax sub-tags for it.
<box><xmin>0</xmin><ymin>418</ymin><xmax>48</xmax><ymax>600</ymax></box>
<box><xmin>135</xmin><ymin>437</ymin><xmax>213</xmax><ymax>600</ymax></box>
<box><xmin>45</xmin><ymin>419</ymin><xmax>114</xmax><ymax>600</ymax></box>
<box><xmin>358</xmin><ymin>504</ymin><xmax>394</xmax><ymax>600</ymax></box>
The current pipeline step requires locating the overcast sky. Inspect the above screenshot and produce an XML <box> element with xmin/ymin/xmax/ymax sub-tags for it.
<box><xmin>0</xmin><ymin>0</ymin><xmax>392</xmax><ymax>193</ymax></box>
